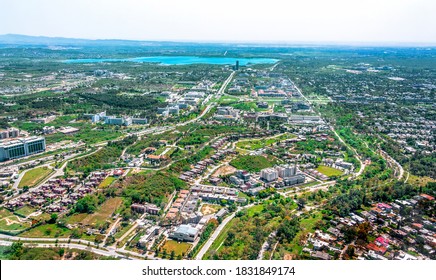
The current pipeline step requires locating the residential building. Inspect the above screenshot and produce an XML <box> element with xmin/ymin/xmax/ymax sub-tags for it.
<box><xmin>0</xmin><ymin>136</ymin><xmax>46</xmax><ymax>162</ymax></box>
<box><xmin>260</xmin><ymin>168</ymin><xmax>278</xmax><ymax>182</ymax></box>
<box><xmin>276</xmin><ymin>165</ymin><xmax>297</xmax><ymax>178</ymax></box>
<box><xmin>169</xmin><ymin>224</ymin><xmax>199</xmax><ymax>242</ymax></box>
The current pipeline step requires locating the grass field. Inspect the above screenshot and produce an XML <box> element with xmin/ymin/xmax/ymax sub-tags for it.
<box><xmin>236</xmin><ymin>134</ymin><xmax>295</xmax><ymax>150</ymax></box>
<box><xmin>316</xmin><ymin>165</ymin><xmax>344</xmax><ymax>177</ymax></box>
<box><xmin>64</xmin><ymin>213</ymin><xmax>88</xmax><ymax>225</ymax></box>
<box><xmin>14</xmin><ymin>206</ymin><xmax>36</xmax><ymax>217</ymax></box>
<box><xmin>0</xmin><ymin>208</ymin><xmax>32</xmax><ymax>232</ymax></box>
<box><xmin>19</xmin><ymin>223</ymin><xmax>72</xmax><ymax>238</ymax></box>
<box><xmin>80</xmin><ymin>197</ymin><xmax>123</xmax><ymax>228</ymax></box>
<box><xmin>230</xmin><ymin>155</ymin><xmax>278</xmax><ymax>172</ymax></box>
<box><xmin>98</xmin><ymin>176</ymin><xmax>116</xmax><ymax>188</ymax></box>
<box><xmin>161</xmin><ymin>240</ymin><xmax>191</xmax><ymax>257</ymax></box>
<box><xmin>18</xmin><ymin>167</ymin><xmax>53</xmax><ymax>188</ymax></box>
<box><xmin>113</xmin><ymin>223</ymin><xmax>134</xmax><ymax>239</ymax></box>
<box><xmin>246</xmin><ymin>204</ymin><xmax>264</xmax><ymax>217</ymax></box>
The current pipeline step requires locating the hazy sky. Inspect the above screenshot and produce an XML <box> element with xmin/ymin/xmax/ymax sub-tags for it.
<box><xmin>1</xmin><ymin>0</ymin><xmax>435</xmax><ymax>43</ymax></box>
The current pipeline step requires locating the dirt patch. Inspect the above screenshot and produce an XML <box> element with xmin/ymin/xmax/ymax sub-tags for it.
<box><xmin>200</xmin><ymin>204</ymin><xmax>221</xmax><ymax>215</ymax></box>
<box><xmin>284</xmin><ymin>254</ymin><xmax>293</xmax><ymax>260</ymax></box>
<box><xmin>3</xmin><ymin>217</ymin><xmax>19</xmax><ymax>226</ymax></box>
<box><xmin>213</xmin><ymin>165</ymin><xmax>237</xmax><ymax>177</ymax></box>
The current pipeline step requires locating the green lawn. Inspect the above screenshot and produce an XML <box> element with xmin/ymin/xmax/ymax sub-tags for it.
<box><xmin>19</xmin><ymin>223</ymin><xmax>72</xmax><ymax>238</ymax></box>
<box><xmin>18</xmin><ymin>167</ymin><xmax>53</xmax><ymax>188</ymax></box>
<box><xmin>246</xmin><ymin>204</ymin><xmax>264</xmax><ymax>217</ymax></box>
<box><xmin>98</xmin><ymin>176</ymin><xmax>117</xmax><ymax>188</ymax></box>
<box><xmin>14</xmin><ymin>206</ymin><xmax>36</xmax><ymax>217</ymax></box>
<box><xmin>236</xmin><ymin>134</ymin><xmax>296</xmax><ymax>150</ymax></box>
<box><xmin>230</xmin><ymin>155</ymin><xmax>277</xmax><ymax>172</ymax></box>
<box><xmin>316</xmin><ymin>165</ymin><xmax>344</xmax><ymax>177</ymax></box>
<box><xmin>161</xmin><ymin>240</ymin><xmax>191</xmax><ymax>257</ymax></box>
<box><xmin>113</xmin><ymin>223</ymin><xmax>134</xmax><ymax>239</ymax></box>
<box><xmin>0</xmin><ymin>208</ymin><xmax>32</xmax><ymax>232</ymax></box>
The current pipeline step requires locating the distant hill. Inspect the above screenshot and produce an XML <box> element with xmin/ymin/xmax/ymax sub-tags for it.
<box><xmin>0</xmin><ymin>34</ymin><xmax>190</xmax><ymax>47</ymax></box>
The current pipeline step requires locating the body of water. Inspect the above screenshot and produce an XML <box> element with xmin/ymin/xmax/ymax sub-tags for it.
<box><xmin>63</xmin><ymin>56</ymin><xmax>279</xmax><ymax>65</ymax></box>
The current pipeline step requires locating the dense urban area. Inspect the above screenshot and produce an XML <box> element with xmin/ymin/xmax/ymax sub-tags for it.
<box><xmin>0</xmin><ymin>35</ymin><xmax>434</xmax><ymax>260</ymax></box>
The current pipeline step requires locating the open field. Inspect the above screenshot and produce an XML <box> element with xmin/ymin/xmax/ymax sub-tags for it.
<box><xmin>18</xmin><ymin>167</ymin><xmax>53</xmax><ymax>188</ymax></box>
<box><xmin>212</xmin><ymin>165</ymin><xmax>237</xmax><ymax>177</ymax></box>
<box><xmin>200</xmin><ymin>204</ymin><xmax>222</xmax><ymax>215</ymax></box>
<box><xmin>230</xmin><ymin>154</ymin><xmax>277</xmax><ymax>172</ymax></box>
<box><xmin>19</xmin><ymin>223</ymin><xmax>72</xmax><ymax>238</ymax></box>
<box><xmin>246</xmin><ymin>204</ymin><xmax>264</xmax><ymax>217</ymax></box>
<box><xmin>14</xmin><ymin>206</ymin><xmax>36</xmax><ymax>217</ymax></box>
<box><xmin>316</xmin><ymin>165</ymin><xmax>344</xmax><ymax>177</ymax></box>
<box><xmin>236</xmin><ymin>134</ymin><xmax>295</xmax><ymax>150</ymax></box>
<box><xmin>161</xmin><ymin>240</ymin><xmax>191</xmax><ymax>257</ymax></box>
<box><xmin>98</xmin><ymin>176</ymin><xmax>117</xmax><ymax>188</ymax></box>
<box><xmin>80</xmin><ymin>197</ymin><xmax>123</xmax><ymax>228</ymax></box>
<box><xmin>0</xmin><ymin>208</ymin><xmax>32</xmax><ymax>232</ymax></box>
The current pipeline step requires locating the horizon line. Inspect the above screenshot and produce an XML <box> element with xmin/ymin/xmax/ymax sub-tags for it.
<box><xmin>2</xmin><ymin>33</ymin><xmax>436</xmax><ymax>47</ymax></box>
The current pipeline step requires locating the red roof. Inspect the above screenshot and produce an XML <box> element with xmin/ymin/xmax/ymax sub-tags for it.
<box><xmin>367</xmin><ymin>243</ymin><xmax>387</xmax><ymax>254</ymax></box>
<box><xmin>375</xmin><ymin>236</ymin><xmax>389</xmax><ymax>247</ymax></box>
<box><xmin>147</xmin><ymin>154</ymin><xmax>161</xmax><ymax>160</ymax></box>
<box><xmin>377</xmin><ymin>203</ymin><xmax>392</xmax><ymax>209</ymax></box>
<box><xmin>420</xmin><ymin>194</ymin><xmax>435</xmax><ymax>201</ymax></box>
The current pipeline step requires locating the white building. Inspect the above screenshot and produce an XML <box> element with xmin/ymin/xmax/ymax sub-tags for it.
<box><xmin>260</xmin><ymin>168</ymin><xmax>278</xmax><ymax>182</ymax></box>
<box><xmin>276</xmin><ymin>165</ymin><xmax>297</xmax><ymax>178</ymax></box>
<box><xmin>169</xmin><ymin>224</ymin><xmax>199</xmax><ymax>242</ymax></box>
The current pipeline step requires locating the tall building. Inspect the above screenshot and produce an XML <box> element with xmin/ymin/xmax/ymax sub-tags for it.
<box><xmin>235</xmin><ymin>60</ymin><xmax>239</xmax><ymax>71</ymax></box>
<box><xmin>260</xmin><ymin>168</ymin><xmax>278</xmax><ymax>182</ymax></box>
<box><xmin>0</xmin><ymin>128</ymin><xmax>20</xmax><ymax>139</ymax></box>
<box><xmin>104</xmin><ymin>116</ymin><xmax>132</xmax><ymax>126</ymax></box>
<box><xmin>276</xmin><ymin>164</ymin><xmax>297</xmax><ymax>178</ymax></box>
<box><xmin>0</xmin><ymin>137</ymin><xmax>46</xmax><ymax>162</ymax></box>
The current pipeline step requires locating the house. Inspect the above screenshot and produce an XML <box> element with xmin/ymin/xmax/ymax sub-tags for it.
<box><xmin>310</xmin><ymin>251</ymin><xmax>331</xmax><ymax>260</ymax></box>
<box><xmin>131</xmin><ymin>203</ymin><xmax>160</xmax><ymax>215</ymax></box>
<box><xmin>420</xmin><ymin>194</ymin><xmax>435</xmax><ymax>201</ymax></box>
<box><xmin>169</xmin><ymin>224</ymin><xmax>199</xmax><ymax>242</ymax></box>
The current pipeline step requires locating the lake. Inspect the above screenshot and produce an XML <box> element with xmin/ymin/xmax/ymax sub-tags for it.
<box><xmin>63</xmin><ymin>56</ymin><xmax>279</xmax><ymax>65</ymax></box>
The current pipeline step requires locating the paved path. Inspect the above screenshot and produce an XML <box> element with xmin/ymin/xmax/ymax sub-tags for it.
<box><xmin>258</xmin><ymin>231</ymin><xmax>276</xmax><ymax>260</ymax></box>
<box><xmin>195</xmin><ymin>203</ymin><xmax>253</xmax><ymax>260</ymax></box>
<box><xmin>379</xmin><ymin>149</ymin><xmax>404</xmax><ymax>180</ymax></box>
<box><xmin>293</xmin><ymin>82</ymin><xmax>367</xmax><ymax>178</ymax></box>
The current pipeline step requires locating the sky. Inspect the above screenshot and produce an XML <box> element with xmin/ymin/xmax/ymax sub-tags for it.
<box><xmin>1</xmin><ymin>0</ymin><xmax>436</xmax><ymax>44</ymax></box>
